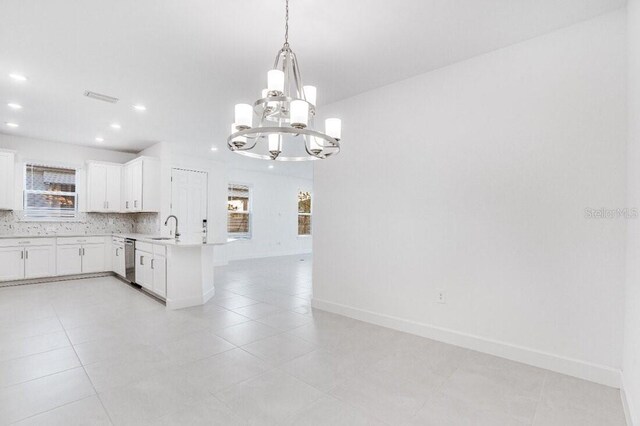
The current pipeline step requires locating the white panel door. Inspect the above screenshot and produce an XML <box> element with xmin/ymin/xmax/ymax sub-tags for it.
<box><xmin>152</xmin><ymin>255</ymin><xmax>166</xmax><ymax>297</ymax></box>
<box><xmin>24</xmin><ymin>246</ymin><xmax>55</xmax><ymax>279</ymax></box>
<box><xmin>0</xmin><ymin>247</ymin><xmax>24</xmax><ymax>281</ymax></box>
<box><xmin>105</xmin><ymin>165</ymin><xmax>122</xmax><ymax>212</ymax></box>
<box><xmin>56</xmin><ymin>245</ymin><xmax>82</xmax><ymax>276</ymax></box>
<box><xmin>82</xmin><ymin>243</ymin><xmax>105</xmax><ymax>273</ymax></box>
<box><xmin>87</xmin><ymin>164</ymin><xmax>107</xmax><ymax>212</ymax></box>
<box><xmin>171</xmin><ymin>169</ymin><xmax>208</xmax><ymax>240</ymax></box>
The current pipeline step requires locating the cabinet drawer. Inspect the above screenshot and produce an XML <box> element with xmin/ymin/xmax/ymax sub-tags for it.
<box><xmin>57</xmin><ymin>236</ymin><xmax>106</xmax><ymax>245</ymax></box>
<box><xmin>135</xmin><ymin>241</ymin><xmax>153</xmax><ymax>253</ymax></box>
<box><xmin>0</xmin><ymin>238</ymin><xmax>55</xmax><ymax>247</ymax></box>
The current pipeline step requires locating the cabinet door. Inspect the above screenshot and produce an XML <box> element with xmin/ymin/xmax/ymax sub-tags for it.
<box><xmin>112</xmin><ymin>244</ymin><xmax>124</xmax><ymax>276</ymax></box>
<box><xmin>0</xmin><ymin>247</ymin><xmax>24</xmax><ymax>281</ymax></box>
<box><xmin>56</xmin><ymin>245</ymin><xmax>82</xmax><ymax>276</ymax></box>
<box><xmin>0</xmin><ymin>153</ymin><xmax>15</xmax><ymax>210</ymax></box>
<box><xmin>87</xmin><ymin>164</ymin><xmax>107</xmax><ymax>212</ymax></box>
<box><xmin>151</xmin><ymin>255</ymin><xmax>166</xmax><ymax>298</ymax></box>
<box><xmin>24</xmin><ymin>246</ymin><xmax>55</xmax><ymax>279</ymax></box>
<box><xmin>130</xmin><ymin>161</ymin><xmax>143</xmax><ymax>211</ymax></box>
<box><xmin>137</xmin><ymin>250</ymin><xmax>153</xmax><ymax>290</ymax></box>
<box><xmin>82</xmin><ymin>243</ymin><xmax>105</xmax><ymax>273</ymax></box>
<box><xmin>105</xmin><ymin>165</ymin><xmax>122</xmax><ymax>212</ymax></box>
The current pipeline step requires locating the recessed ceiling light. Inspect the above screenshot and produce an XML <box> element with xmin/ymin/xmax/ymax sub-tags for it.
<box><xmin>210</xmin><ymin>146</ymin><xmax>218</xmax><ymax>151</ymax></box>
<box><xmin>7</xmin><ymin>103</ymin><xmax>22</xmax><ymax>110</ymax></box>
<box><xmin>5</xmin><ymin>122</ymin><xmax>19</xmax><ymax>128</ymax></box>
<box><xmin>95</xmin><ymin>137</ymin><xmax>104</xmax><ymax>143</ymax></box>
<box><xmin>110</xmin><ymin>123</ymin><xmax>121</xmax><ymax>130</ymax></box>
<box><xmin>9</xmin><ymin>73</ymin><xmax>27</xmax><ymax>82</ymax></box>
<box><xmin>268</xmin><ymin>164</ymin><xmax>274</xmax><ymax>169</ymax></box>
<box><xmin>133</xmin><ymin>104</ymin><xmax>146</xmax><ymax>111</ymax></box>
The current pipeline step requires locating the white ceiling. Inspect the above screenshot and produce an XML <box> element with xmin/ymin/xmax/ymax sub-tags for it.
<box><xmin>0</xmin><ymin>0</ymin><xmax>625</xmax><ymax>176</ymax></box>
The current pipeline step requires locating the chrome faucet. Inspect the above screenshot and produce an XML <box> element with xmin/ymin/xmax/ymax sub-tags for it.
<box><xmin>164</xmin><ymin>215</ymin><xmax>180</xmax><ymax>239</ymax></box>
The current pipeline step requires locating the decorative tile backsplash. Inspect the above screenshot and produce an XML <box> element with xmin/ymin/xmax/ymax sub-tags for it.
<box><xmin>0</xmin><ymin>211</ymin><xmax>160</xmax><ymax>236</ymax></box>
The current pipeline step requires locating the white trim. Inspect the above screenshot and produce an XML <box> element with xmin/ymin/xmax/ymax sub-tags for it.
<box><xmin>311</xmin><ymin>297</ymin><xmax>622</xmax><ymax>388</ymax></box>
<box><xmin>621</xmin><ymin>374</ymin><xmax>636</xmax><ymax>426</ymax></box>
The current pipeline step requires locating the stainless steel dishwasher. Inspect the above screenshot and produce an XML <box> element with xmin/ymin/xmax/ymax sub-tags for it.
<box><xmin>124</xmin><ymin>238</ymin><xmax>136</xmax><ymax>283</ymax></box>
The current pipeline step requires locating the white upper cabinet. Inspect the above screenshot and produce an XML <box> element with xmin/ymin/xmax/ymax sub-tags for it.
<box><xmin>0</xmin><ymin>151</ymin><xmax>15</xmax><ymax>210</ymax></box>
<box><xmin>123</xmin><ymin>157</ymin><xmax>160</xmax><ymax>213</ymax></box>
<box><xmin>86</xmin><ymin>161</ymin><xmax>122</xmax><ymax>212</ymax></box>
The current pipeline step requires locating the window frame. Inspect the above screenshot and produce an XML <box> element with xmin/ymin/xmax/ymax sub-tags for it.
<box><xmin>297</xmin><ymin>190</ymin><xmax>312</xmax><ymax>237</ymax></box>
<box><xmin>227</xmin><ymin>183</ymin><xmax>252</xmax><ymax>240</ymax></box>
<box><xmin>22</xmin><ymin>163</ymin><xmax>79</xmax><ymax>222</ymax></box>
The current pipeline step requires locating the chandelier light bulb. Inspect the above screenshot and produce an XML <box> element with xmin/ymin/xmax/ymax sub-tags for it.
<box><xmin>230</xmin><ymin>123</ymin><xmax>247</xmax><ymax>148</ymax></box>
<box><xmin>290</xmin><ymin>100</ymin><xmax>309</xmax><ymax>129</ymax></box>
<box><xmin>309</xmin><ymin>136</ymin><xmax>323</xmax><ymax>154</ymax></box>
<box><xmin>325</xmin><ymin>118</ymin><xmax>342</xmax><ymax>141</ymax></box>
<box><xmin>267</xmin><ymin>70</ymin><xmax>285</xmax><ymax>94</ymax></box>
<box><xmin>268</xmin><ymin>134</ymin><xmax>282</xmax><ymax>159</ymax></box>
<box><xmin>234</xmin><ymin>104</ymin><xmax>253</xmax><ymax>129</ymax></box>
<box><xmin>303</xmin><ymin>86</ymin><xmax>317</xmax><ymax>106</ymax></box>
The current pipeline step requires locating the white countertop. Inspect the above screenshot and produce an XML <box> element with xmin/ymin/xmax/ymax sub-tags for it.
<box><xmin>0</xmin><ymin>232</ymin><xmax>224</xmax><ymax>247</ymax></box>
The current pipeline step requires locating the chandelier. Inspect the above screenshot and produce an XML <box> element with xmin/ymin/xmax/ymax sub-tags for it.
<box><xmin>227</xmin><ymin>0</ymin><xmax>341</xmax><ymax>161</ymax></box>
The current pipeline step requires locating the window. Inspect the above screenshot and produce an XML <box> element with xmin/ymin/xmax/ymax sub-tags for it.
<box><xmin>298</xmin><ymin>190</ymin><xmax>312</xmax><ymax>236</ymax></box>
<box><xmin>228</xmin><ymin>184</ymin><xmax>251</xmax><ymax>238</ymax></box>
<box><xmin>24</xmin><ymin>164</ymin><xmax>78</xmax><ymax>220</ymax></box>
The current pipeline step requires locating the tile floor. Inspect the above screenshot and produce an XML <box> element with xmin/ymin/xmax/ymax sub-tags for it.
<box><xmin>0</xmin><ymin>254</ymin><xmax>627</xmax><ymax>425</ymax></box>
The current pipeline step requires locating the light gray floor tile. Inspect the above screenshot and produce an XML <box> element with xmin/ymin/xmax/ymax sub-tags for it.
<box><xmin>12</xmin><ymin>395</ymin><xmax>112</xmax><ymax>426</ymax></box>
<box><xmin>0</xmin><ymin>367</ymin><xmax>95</xmax><ymax>424</ymax></box>
<box><xmin>232</xmin><ymin>302</ymin><xmax>284</xmax><ymax>319</ymax></box>
<box><xmin>257</xmin><ymin>311</ymin><xmax>313</xmax><ymax>331</ymax></box>
<box><xmin>214</xmin><ymin>321</ymin><xmax>281</xmax><ymax>346</ymax></box>
<box><xmin>286</xmin><ymin>395</ymin><xmax>386</xmax><ymax>426</ymax></box>
<box><xmin>146</xmin><ymin>395</ymin><xmax>245</xmax><ymax>426</ymax></box>
<box><xmin>242</xmin><ymin>333</ymin><xmax>317</xmax><ymax>365</ymax></box>
<box><xmin>154</xmin><ymin>330</ymin><xmax>236</xmax><ymax>364</ymax></box>
<box><xmin>216</xmin><ymin>369</ymin><xmax>324</xmax><ymax>425</ymax></box>
<box><xmin>405</xmin><ymin>392</ymin><xmax>529</xmax><ymax>426</ymax></box>
<box><xmin>0</xmin><ymin>330</ymin><xmax>70</xmax><ymax>362</ymax></box>
<box><xmin>0</xmin><ymin>346</ymin><xmax>81</xmax><ymax>388</ymax></box>
<box><xmin>279</xmin><ymin>349</ymin><xmax>356</xmax><ymax>392</ymax></box>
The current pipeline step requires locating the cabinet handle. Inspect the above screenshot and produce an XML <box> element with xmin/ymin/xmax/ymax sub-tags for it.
<box><xmin>126</xmin><ymin>201</ymin><xmax>129</xmax><ymax>209</ymax></box>
<box><xmin>79</xmin><ymin>248</ymin><xmax>82</xmax><ymax>256</ymax></box>
<box><xmin>116</xmin><ymin>248</ymin><xmax>120</xmax><ymax>257</ymax></box>
<box><xmin>140</xmin><ymin>255</ymin><xmax>144</xmax><ymax>266</ymax></box>
<box><xmin>82</xmin><ymin>248</ymin><xmax>85</xmax><ymax>256</ymax></box>
<box><xmin>20</xmin><ymin>251</ymin><xmax>23</xmax><ymax>259</ymax></box>
<box><xmin>106</xmin><ymin>201</ymin><xmax>109</xmax><ymax>209</ymax></box>
<box><xmin>151</xmin><ymin>258</ymin><xmax>154</xmax><ymax>270</ymax></box>
<box><xmin>25</xmin><ymin>250</ymin><xmax>28</xmax><ymax>260</ymax></box>
<box><xmin>134</xmin><ymin>200</ymin><xmax>138</xmax><ymax>208</ymax></box>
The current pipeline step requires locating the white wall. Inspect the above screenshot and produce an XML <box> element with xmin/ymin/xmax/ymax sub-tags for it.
<box><xmin>313</xmin><ymin>10</ymin><xmax>627</xmax><ymax>387</ymax></box>
<box><xmin>223</xmin><ymin>168</ymin><xmax>312</xmax><ymax>262</ymax></box>
<box><xmin>0</xmin><ymin>133</ymin><xmax>135</xmax><ymax>211</ymax></box>
<box><xmin>624</xmin><ymin>1</ymin><xmax>640</xmax><ymax>423</ymax></box>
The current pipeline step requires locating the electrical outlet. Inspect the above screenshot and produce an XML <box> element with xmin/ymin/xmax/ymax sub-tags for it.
<box><xmin>437</xmin><ymin>290</ymin><xmax>446</xmax><ymax>304</ymax></box>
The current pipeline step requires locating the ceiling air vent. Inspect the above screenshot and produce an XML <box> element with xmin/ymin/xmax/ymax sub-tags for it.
<box><xmin>84</xmin><ymin>91</ymin><xmax>119</xmax><ymax>104</ymax></box>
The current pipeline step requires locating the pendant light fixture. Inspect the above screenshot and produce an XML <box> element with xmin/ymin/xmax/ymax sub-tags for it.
<box><xmin>228</xmin><ymin>0</ymin><xmax>342</xmax><ymax>161</ymax></box>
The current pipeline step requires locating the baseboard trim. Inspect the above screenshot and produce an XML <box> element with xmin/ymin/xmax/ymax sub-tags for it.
<box><xmin>621</xmin><ymin>374</ymin><xmax>636</xmax><ymax>426</ymax></box>
<box><xmin>0</xmin><ymin>272</ymin><xmax>113</xmax><ymax>288</ymax></box>
<box><xmin>227</xmin><ymin>250</ymin><xmax>312</xmax><ymax>262</ymax></box>
<box><xmin>311</xmin><ymin>297</ymin><xmax>621</xmax><ymax>388</ymax></box>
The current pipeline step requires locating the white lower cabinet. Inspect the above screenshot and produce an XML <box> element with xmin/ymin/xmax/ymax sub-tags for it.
<box><xmin>135</xmin><ymin>246</ymin><xmax>166</xmax><ymax>298</ymax></box>
<box><xmin>56</xmin><ymin>245</ymin><xmax>82</xmax><ymax>275</ymax></box>
<box><xmin>56</xmin><ymin>237</ymin><xmax>107</xmax><ymax>276</ymax></box>
<box><xmin>0</xmin><ymin>247</ymin><xmax>26</xmax><ymax>281</ymax></box>
<box><xmin>24</xmin><ymin>246</ymin><xmax>56</xmax><ymax>279</ymax></box>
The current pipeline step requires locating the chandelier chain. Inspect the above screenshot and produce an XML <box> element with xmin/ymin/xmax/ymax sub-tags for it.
<box><xmin>284</xmin><ymin>0</ymin><xmax>289</xmax><ymax>47</ymax></box>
